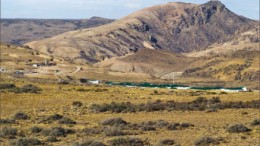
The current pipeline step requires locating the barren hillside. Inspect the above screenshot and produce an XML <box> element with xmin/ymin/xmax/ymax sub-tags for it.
<box><xmin>26</xmin><ymin>1</ymin><xmax>257</xmax><ymax>63</ymax></box>
<box><xmin>1</xmin><ymin>17</ymin><xmax>114</xmax><ymax>45</ymax></box>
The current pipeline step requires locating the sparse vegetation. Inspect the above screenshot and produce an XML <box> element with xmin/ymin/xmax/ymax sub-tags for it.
<box><xmin>0</xmin><ymin>127</ymin><xmax>17</xmax><ymax>138</ymax></box>
<box><xmin>159</xmin><ymin>139</ymin><xmax>175</xmax><ymax>145</ymax></box>
<box><xmin>30</xmin><ymin>126</ymin><xmax>42</xmax><ymax>133</ymax></box>
<box><xmin>109</xmin><ymin>137</ymin><xmax>146</xmax><ymax>146</ymax></box>
<box><xmin>0</xmin><ymin>119</ymin><xmax>15</xmax><ymax>124</ymax></box>
<box><xmin>10</xmin><ymin>138</ymin><xmax>43</xmax><ymax>146</ymax></box>
<box><xmin>101</xmin><ymin>118</ymin><xmax>128</xmax><ymax>126</ymax></box>
<box><xmin>74</xmin><ymin>140</ymin><xmax>106</xmax><ymax>146</ymax></box>
<box><xmin>195</xmin><ymin>136</ymin><xmax>222</xmax><ymax>146</ymax></box>
<box><xmin>13</xmin><ymin>112</ymin><xmax>30</xmax><ymax>120</ymax></box>
<box><xmin>41</xmin><ymin>127</ymin><xmax>75</xmax><ymax>137</ymax></box>
<box><xmin>251</xmin><ymin>119</ymin><xmax>260</xmax><ymax>126</ymax></box>
<box><xmin>227</xmin><ymin>124</ymin><xmax>251</xmax><ymax>133</ymax></box>
<box><xmin>90</xmin><ymin>98</ymin><xmax>260</xmax><ymax>113</ymax></box>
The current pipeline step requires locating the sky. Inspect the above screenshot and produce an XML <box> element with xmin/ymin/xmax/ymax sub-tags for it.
<box><xmin>1</xmin><ymin>0</ymin><xmax>259</xmax><ymax>20</ymax></box>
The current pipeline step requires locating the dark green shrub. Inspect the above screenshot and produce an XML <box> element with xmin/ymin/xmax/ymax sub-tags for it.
<box><xmin>159</xmin><ymin>139</ymin><xmax>175</xmax><ymax>145</ymax></box>
<box><xmin>72</xmin><ymin>101</ymin><xmax>83</xmax><ymax>107</ymax></box>
<box><xmin>10</xmin><ymin>84</ymin><xmax>42</xmax><ymax>93</ymax></box>
<box><xmin>109</xmin><ymin>137</ymin><xmax>145</xmax><ymax>146</ymax></box>
<box><xmin>44</xmin><ymin>114</ymin><xmax>63</xmax><ymax>123</ymax></box>
<box><xmin>251</xmin><ymin>119</ymin><xmax>260</xmax><ymax>126</ymax></box>
<box><xmin>0</xmin><ymin>119</ymin><xmax>15</xmax><ymax>124</ymax></box>
<box><xmin>13</xmin><ymin>112</ymin><xmax>30</xmax><ymax>120</ymax></box>
<box><xmin>46</xmin><ymin>136</ymin><xmax>59</xmax><ymax>142</ymax></box>
<box><xmin>0</xmin><ymin>84</ymin><xmax>16</xmax><ymax>90</ymax></box>
<box><xmin>82</xmin><ymin>128</ymin><xmax>103</xmax><ymax>135</ymax></box>
<box><xmin>41</xmin><ymin>127</ymin><xmax>75</xmax><ymax>137</ymax></box>
<box><xmin>101</xmin><ymin>118</ymin><xmax>128</xmax><ymax>126</ymax></box>
<box><xmin>227</xmin><ymin>124</ymin><xmax>251</xmax><ymax>133</ymax></box>
<box><xmin>104</xmin><ymin>127</ymin><xmax>126</xmax><ymax>136</ymax></box>
<box><xmin>0</xmin><ymin>127</ymin><xmax>17</xmax><ymax>138</ymax></box>
<box><xmin>74</xmin><ymin>140</ymin><xmax>106</xmax><ymax>146</ymax></box>
<box><xmin>30</xmin><ymin>126</ymin><xmax>42</xmax><ymax>133</ymax></box>
<box><xmin>58</xmin><ymin>117</ymin><xmax>76</xmax><ymax>125</ymax></box>
<box><xmin>10</xmin><ymin>138</ymin><xmax>42</xmax><ymax>146</ymax></box>
<box><xmin>195</xmin><ymin>136</ymin><xmax>221</xmax><ymax>146</ymax></box>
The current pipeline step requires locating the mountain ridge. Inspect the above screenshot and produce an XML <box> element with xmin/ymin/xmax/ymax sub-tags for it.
<box><xmin>25</xmin><ymin>1</ymin><xmax>257</xmax><ymax>64</ymax></box>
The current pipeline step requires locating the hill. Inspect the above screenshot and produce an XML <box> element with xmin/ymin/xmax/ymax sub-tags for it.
<box><xmin>26</xmin><ymin>1</ymin><xmax>257</xmax><ymax>63</ymax></box>
<box><xmin>0</xmin><ymin>17</ymin><xmax>114</xmax><ymax>45</ymax></box>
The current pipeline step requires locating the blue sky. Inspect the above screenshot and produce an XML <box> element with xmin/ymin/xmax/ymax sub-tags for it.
<box><xmin>1</xmin><ymin>0</ymin><xmax>259</xmax><ymax>20</ymax></box>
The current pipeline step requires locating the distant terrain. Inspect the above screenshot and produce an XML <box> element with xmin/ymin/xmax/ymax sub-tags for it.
<box><xmin>0</xmin><ymin>17</ymin><xmax>114</xmax><ymax>45</ymax></box>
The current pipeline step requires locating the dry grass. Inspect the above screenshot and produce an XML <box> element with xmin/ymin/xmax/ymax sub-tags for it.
<box><xmin>0</xmin><ymin>77</ymin><xmax>259</xmax><ymax>146</ymax></box>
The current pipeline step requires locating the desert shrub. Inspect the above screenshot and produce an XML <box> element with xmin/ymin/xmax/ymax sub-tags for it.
<box><xmin>109</xmin><ymin>137</ymin><xmax>145</xmax><ymax>146</ymax></box>
<box><xmin>195</xmin><ymin>136</ymin><xmax>221</xmax><ymax>146</ymax></box>
<box><xmin>159</xmin><ymin>139</ymin><xmax>175</xmax><ymax>145</ymax></box>
<box><xmin>10</xmin><ymin>84</ymin><xmax>42</xmax><ymax>94</ymax></box>
<box><xmin>208</xmin><ymin>97</ymin><xmax>221</xmax><ymax>104</ymax></box>
<box><xmin>43</xmin><ymin>114</ymin><xmax>63</xmax><ymax>123</ymax></box>
<box><xmin>167</xmin><ymin>123</ymin><xmax>180</xmax><ymax>130</ymax></box>
<box><xmin>13</xmin><ymin>112</ymin><xmax>30</xmax><ymax>120</ymax></box>
<box><xmin>180</xmin><ymin>123</ymin><xmax>194</xmax><ymax>128</ymax></box>
<box><xmin>72</xmin><ymin>101</ymin><xmax>83</xmax><ymax>107</ymax></box>
<box><xmin>251</xmin><ymin>119</ymin><xmax>260</xmax><ymax>126</ymax></box>
<box><xmin>154</xmin><ymin>120</ymin><xmax>170</xmax><ymax>128</ymax></box>
<box><xmin>46</xmin><ymin>136</ymin><xmax>59</xmax><ymax>142</ymax></box>
<box><xmin>82</xmin><ymin>128</ymin><xmax>103</xmax><ymax>135</ymax></box>
<box><xmin>30</xmin><ymin>126</ymin><xmax>42</xmax><ymax>133</ymax></box>
<box><xmin>0</xmin><ymin>119</ymin><xmax>15</xmax><ymax>124</ymax></box>
<box><xmin>76</xmin><ymin>88</ymin><xmax>90</xmax><ymax>92</ymax></box>
<box><xmin>0</xmin><ymin>84</ymin><xmax>16</xmax><ymax>90</ymax></box>
<box><xmin>94</xmin><ymin>88</ymin><xmax>108</xmax><ymax>92</ymax></box>
<box><xmin>167</xmin><ymin>122</ymin><xmax>194</xmax><ymax>130</ymax></box>
<box><xmin>0</xmin><ymin>127</ymin><xmax>17</xmax><ymax>138</ymax></box>
<box><xmin>138</xmin><ymin>121</ymin><xmax>157</xmax><ymax>131</ymax></box>
<box><xmin>143</xmin><ymin>100</ymin><xmax>165</xmax><ymax>112</ymax></box>
<box><xmin>227</xmin><ymin>124</ymin><xmax>251</xmax><ymax>133</ymax></box>
<box><xmin>192</xmin><ymin>97</ymin><xmax>207</xmax><ymax>104</ymax></box>
<box><xmin>90</xmin><ymin>99</ymin><xmax>260</xmax><ymax>113</ymax></box>
<box><xmin>104</xmin><ymin>127</ymin><xmax>126</xmax><ymax>136</ymax></box>
<box><xmin>101</xmin><ymin>118</ymin><xmax>128</xmax><ymax>126</ymax></box>
<box><xmin>41</xmin><ymin>127</ymin><xmax>75</xmax><ymax>137</ymax></box>
<box><xmin>74</xmin><ymin>140</ymin><xmax>106</xmax><ymax>146</ymax></box>
<box><xmin>91</xmin><ymin>102</ymin><xmax>136</xmax><ymax>113</ymax></box>
<box><xmin>58</xmin><ymin>117</ymin><xmax>76</xmax><ymax>125</ymax></box>
<box><xmin>10</xmin><ymin>138</ymin><xmax>42</xmax><ymax>146</ymax></box>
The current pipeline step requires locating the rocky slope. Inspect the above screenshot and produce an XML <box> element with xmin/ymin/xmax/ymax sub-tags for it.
<box><xmin>1</xmin><ymin>17</ymin><xmax>114</xmax><ymax>45</ymax></box>
<box><xmin>26</xmin><ymin>1</ymin><xmax>257</xmax><ymax>64</ymax></box>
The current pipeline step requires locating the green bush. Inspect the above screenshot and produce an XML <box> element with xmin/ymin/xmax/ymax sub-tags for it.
<box><xmin>9</xmin><ymin>84</ymin><xmax>42</xmax><ymax>94</ymax></box>
<box><xmin>104</xmin><ymin>126</ymin><xmax>126</xmax><ymax>136</ymax></box>
<box><xmin>227</xmin><ymin>124</ymin><xmax>251</xmax><ymax>133</ymax></box>
<box><xmin>10</xmin><ymin>138</ymin><xmax>42</xmax><ymax>146</ymax></box>
<box><xmin>41</xmin><ymin>127</ymin><xmax>75</xmax><ymax>137</ymax></box>
<box><xmin>30</xmin><ymin>126</ymin><xmax>42</xmax><ymax>133</ymax></box>
<box><xmin>74</xmin><ymin>140</ymin><xmax>106</xmax><ymax>146</ymax></box>
<box><xmin>0</xmin><ymin>127</ymin><xmax>17</xmax><ymax>138</ymax></box>
<box><xmin>251</xmin><ymin>119</ymin><xmax>260</xmax><ymax>126</ymax></box>
<box><xmin>0</xmin><ymin>119</ymin><xmax>15</xmax><ymax>124</ymax></box>
<box><xmin>159</xmin><ymin>139</ymin><xmax>175</xmax><ymax>145</ymax></box>
<box><xmin>0</xmin><ymin>84</ymin><xmax>16</xmax><ymax>90</ymax></box>
<box><xmin>13</xmin><ymin>112</ymin><xmax>30</xmax><ymax>120</ymax></box>
<box><xmin>109</xmin><ymin>137</ymin><xmax>145</xmax><ymax>146</ymax></box>
<box><xmin>101</xmin><ymin>118</ymin><xmax>128</xmax><ymax>126</ymax></box>
<box><xmin>58</xmin><ymin>117</ymin><xmax>76</xmax><ymax>125</ymax></box>
<box><xmin>195</xmin><ymin>136</ymin><xmax>221</xmax><ymax>146</ymax></box>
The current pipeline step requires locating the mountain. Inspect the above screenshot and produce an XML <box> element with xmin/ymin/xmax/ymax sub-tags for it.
<box><xmin>0</xmin><ymin>17</ymin><xmax>114</xmax><ymax>45</ymax></box>
<box><xmin>25</xmin><ymin>1</ymin><xmax>257</xmax><ymax>64</ymax></box>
